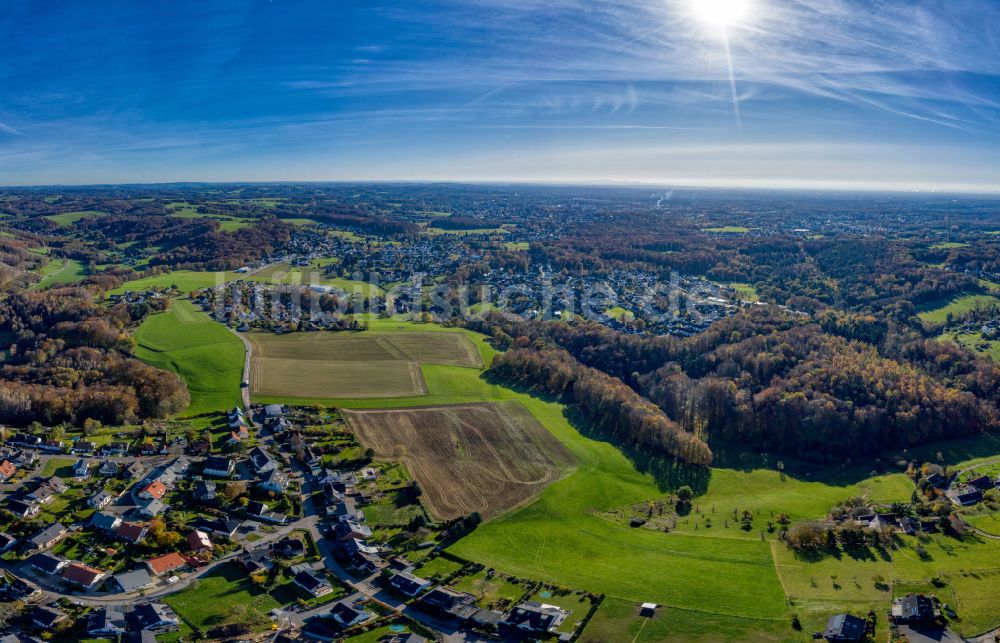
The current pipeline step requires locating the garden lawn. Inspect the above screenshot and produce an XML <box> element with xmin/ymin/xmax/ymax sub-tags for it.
<box><xmin>581</xmin><ymin>598</ymin><xmax>792</xmax><ymax>643</ymax></box>
<box><xmin>164</xmin><ymin>563</ymin><xmax>283</xmax><ymax>632</ymax></box>
<box><xmin>133</xmin><ymin>300</ymin><xmax>244</xmax><ymax>415</ymax></box>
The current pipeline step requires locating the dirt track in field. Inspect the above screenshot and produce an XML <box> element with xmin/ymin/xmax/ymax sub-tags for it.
<box><xmin>344</xmin><ymin>401</ymin><xmax>573</xmax><ymax>520</ymax></box>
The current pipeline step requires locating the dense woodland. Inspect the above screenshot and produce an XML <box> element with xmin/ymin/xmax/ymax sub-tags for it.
<box><xmin>477</xmin><ymin>306</ymin><xmax>1000</xmax><ymax>462</ymax></box>
<box><xmin>0</xmin><ymin>288</ymin><xmax>188</xmax><ymax>426</ymax></box>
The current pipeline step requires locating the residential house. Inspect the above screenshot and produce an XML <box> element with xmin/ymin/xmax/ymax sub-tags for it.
<box><xmin>191</xmin><ymin>516</ymin><xmax>241</xmax><ymax>538</ymax></box>
<box><xmin>114</xmin><ymin>568</ymin><xmax>154</xmax><ymax>593</ymax></box>
<box><xmin>823</xmin><ymin>613</ymin><xmax>866</xmax><ymax>642</ymax></box>
<box><xmin>40</xmin><ymin>440</ymin><xmax>64</xmax><ymax>454</ymax></box>
<box><xmin>99</xmin><ymin>461</ymin><xmax>120</xmax><ymax>477</ymax></box>
<box><xmin>71</xmin><ymin>441</ymin><xmax>96</xmax><ymax>455</ymax></box>
<box><xmin>0</xmin><ymin>533</ymin><xmax>16</xmax><ymax>552</ymax></box>
<box><xmin>31</xmin><ymin>606</ymin><xmax>68</xmax><ymax>630</ymax></box>
<box><xmin>146</xmin><ymin>552</ymin><xmax>190</xmax><ymax>576</ymax></box>
<box><xmin>240</xmin><ymin>549</ymin><xmax>274</xmax><ymax>574</ymax></box>
<box><xmin>227</xmin><ymin>426</ymin><xmax>250</xmax><ymax>445</ymax></box>
<box><xmin>124</xmin><ymin>461</ymin><xmax>146</xmax><ymax>480</ymax></box>
<box><xmin>0</xmin><ymin>460</ymin><xmax>16</xmax><ymax>481</ymax></box>
<box><xmin>86</xmin><ymin>605</ymin><xmax>127</xmax><ymax>637</ymax></box>
<box><xmin>264</xmin><ymin>404</ymin><xmax>284</xmax><ymax>419</ymax></box>
<box><xmin>140</xmin><ymin>499</ymin><xmax>165</xmax><ymax>518</ymax></box>
<box><xmin>968</xmin><ymin>475</ymin><xmax>993</xmax><ymax>492</ymax></box>
<box><xmin>293</xmin><ymin>570</ymin><xmax>333</xmax><ymax>597</ymax></box>
<box><xmin>90</xmin><ymin>512</ymin><xmax>122</xmax><ymax>533</ymax></box>
<box><xmin>0</xmin><ymin>575</ymin><xmax>41</xmax><ymax>601</ymax></box>
<box><xmin>246</xmin><ymin>500</ymin><xmax>287</xmax><ymax>524</ymax></box>
<box><xmin>203</xmin><ymin>456</ymin><xmax>234</xmax><ymax>478</ymax></box>
<box><xmin>100</xmin><ymin>441</ymin><xmax>131</xmax><ymax>456</ymax></box>
<box><xmin>129</xmin><ymin>602</ymin><xmax>180</xmax><ymax>631</ymax></box>
<box><xmin>419</xmin><ymin>586</ymin><xmax>478</xmax><ymax>622</ymax></box>
<box><xmin>331</xmin><ymin>521</ymin><xmax>373</xmax><ymax>541</ymax></box>
<box><xmin>891</xmin><ymin>594</ymin><xmax>937</xmax><ymax>626</ymax></box>
<box><xmin>139</xmin><ymin>480</ymin><xmax>167</xmax><ymax>501</ymax></box>
<box><xmin>272</xmin><ymin>537</ymin><xmax>305</xmax><ymax>558</ymax></box>
<box><xmin>248</xmin><ymin>446</ymin><xmax>276</xmax><ymax>473</ymax></box>
<box><xmin>955</xmin><ymin>489</ymin><xmax>983</xmax><ymax>506</ymax></box>
<box><xmin>88</xmin><ymin>490</ymin><xmax>114</xmax><ymax>509</ymax></box>
<box><xmin>73</xmin><ymin>458</ymin><xmax>90</xmax><ymax>478</ymax></box>
<box><xmin>27</xmin><ymin>523</ymin><xmax>66</xmax><ymax>551</ymax></box>
<box><xmin>115</xmin><ymin>521</ymin><xmax>149</xmax><ymax>544</ymax></box>
<box><xmin>26</xmin><ymin>552</ymin><xmax>67</xmax><ymax>575</ymax></box>
<box><xmin>258</xmin><ymin>468</ymin><xmax>289</xmax><ymax>494</ymax></box>
<box><xmin>360</xmin><ymin>467</ymin><xmax>378</xmax><ymax>481</ymax></box>
<box><xmin>387</xmin><ymin>571</ymin><xmax>431</xmax><ymax>597</ymax></box>
<box><xmin>25</xmin><ymin>485</ymin><xmax>55</xmax><ymax>504</ymax></box>
<box><xmin>187</xmin><ymin>530</ymin><xmax>213</xmax><ymax>552</ymax></box>
<box><xmin>385</xmin><ymin>635</ymin><xmax>427</xmax><ymax>643</ymax></box>
<box><xmin>332</xmin><ymin>498</ymin><xmax>364</xmax><ymax>523</ymax></box>
<box><xmin>168</xmin><ymin>457</ymin><xmax>191</xmax><ymax>477</ymax></box>
<box><xmin>194</xmin><ymin>480</ymin><xmax>217</xmax><ymax>502</ymax></box>
<box><xmin>228</xmin><ymin>407</ymin><xmax>247</xmax><ymax>428</ymax></box>
<box><xmin>500</xmin><ymin>602</ymin><xmax>570</xmax><ymax>635</ymax></box>
<box><xmin>328</xmin><ymin>601</ymin><xmax>373</xmax><ymax>629</ymax></box>
<box><xmin>46</xmin><ymin>476</ymin><xmax>68</xmax><ymax>493</ymax></box>
<box><xmin>61</xmin><ymin>562</ymin><xmax>106</xmax><ymax>589</ymax></box>
<box><xmin>6</xmin><ymin>499</ymin><xmax>38</xmax><ymax>518</ymax></box>
<box><xmin>9</xmin><ymin>433</ymin><xmax>40</xmax><ymax>448</ymax></box>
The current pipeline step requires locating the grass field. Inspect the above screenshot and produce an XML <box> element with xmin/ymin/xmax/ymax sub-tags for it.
<box><xmin>246</xmin><ymin>329</ymin><xmax>482</xmax><ymax>400</ymax></box>
<box><xmin>32</xmin><ymin>258</ymin><xmax>87</xmax><ymax>289</ymax></box>
<box><xmin>164</xmin><ymin>562</ymin><xmax>286</xmax><ymax>632</ymax></box>
<box><xmin>133</xmin><ymin>300</ymin><xmax>244</xmax><ymax>415</ymax></box>
<box><xmin>930</xmin><ymin>241</ymin><xmax>971</xmax><ymax>249</ymax></box>
<box><xmin>107</xmin><ymin>270</ymin><xmax>231</xmax><ymax>295</ymax></box>
<box><xmin>246</xmin><ymin>333</ymin><xmax>426</xmax><ymax>399</ymax></box>
<box><xmin>917</xmin><ymin>294</ymin><xmax>1000</xmax><ymax>323</ymax></box>
<box><xmin>44</xmin><ymin>210</ymin><xmax>105</xmax><ymax>225</ymax></box>
<box><xmin>581</xmin><ymin>598</ymin><xmax>791</xmax><ymax>643</ymax></box>
<box><xmin>939</xmin><ymin>331</ymin><xmax>1000</xmax><ymax>360</ymax></box>
<box><xmin>722</xmin><ymin>282</ymin><xmax>760</xmax><ymax>301</ymax></box>
<box><xmin>345</xmin><ymin>401</ymin><xmax>573</xmax><ymax>520</ymax></box>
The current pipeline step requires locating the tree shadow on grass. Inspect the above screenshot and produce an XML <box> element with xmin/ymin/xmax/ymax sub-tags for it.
<box><xmin>563</xmin><ymin>407</ymin><xmax>711</xmax><ymax>494</ymax></box>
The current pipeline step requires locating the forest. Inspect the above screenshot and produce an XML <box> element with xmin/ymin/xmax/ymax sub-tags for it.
<box><xmin>0</xmin><ymin>287</ymin><xmax>189</xmax><ymax>426</ymax></box>
<box><xmin>476</xmin><ymin>306</ymin><xmax>1000</xmax><ymax>462</ymax></box>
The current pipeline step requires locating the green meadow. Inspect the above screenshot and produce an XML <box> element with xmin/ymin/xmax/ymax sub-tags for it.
<box><xmin>917</xmin><ymin>294</ymin><xmax>1000</xmax><ymax>323</ymax></box>
<box><xmin>930</xmin><ymin>241</ymin><xmax>971</xmax><ymax>249</ymax></box>
<box><xmin>44</xmin><ymin>210</ymin><xmax>105</xmax><ymax>225</ymax></box>
<box><xmin>133</xmin><ymin>299</ymin><xmax>244</xmax><ymax>415</ymax></box>
<box><xmin>32</xmin><ymin>258</ymin><xmax>88</xmax><ymax>289</ymax></box>
<box><xmin>939</xmin><ymin>331</ymin><xmax>1000</xmax><ymax>361</ymax></box>
<box><xmin>108</xmin><ymin>270</ymin><xmax>232</xmax><ymax>295</ymax></box>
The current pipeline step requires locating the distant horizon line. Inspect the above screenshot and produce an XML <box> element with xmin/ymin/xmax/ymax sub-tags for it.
<box><xmin>3</xmin><ymin>178</ymin><xmax>1000</xmax><ymax>197</ymax></box>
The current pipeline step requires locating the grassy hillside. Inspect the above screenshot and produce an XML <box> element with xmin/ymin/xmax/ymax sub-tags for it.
<box><xmin>32</xmin><ymin>258</ymin><xmax>87</xmax><ymax>289</ymax></box>
<box><xmin>133</xmin><ymin>299</ymin><xmax>244</xmax><ymax>415</ymax></box>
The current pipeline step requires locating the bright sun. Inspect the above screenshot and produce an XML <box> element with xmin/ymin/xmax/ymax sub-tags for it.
<box><xmin>688</xmin><ymin>0</ymin><xmax>753</xmax><ymax>30</ymax></box>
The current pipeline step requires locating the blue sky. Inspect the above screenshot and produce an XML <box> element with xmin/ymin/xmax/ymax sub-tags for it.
<box><xmin>1</xmin><ymin>0</ymin><xmax>999</xmax><ymax>190</ymax></box>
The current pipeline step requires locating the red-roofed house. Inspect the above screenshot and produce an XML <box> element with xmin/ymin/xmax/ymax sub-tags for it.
<box><xmin>145</xmin><ymin>552</ymin><xmax>191</xmax><ymax>576</ymax></box>
<box><xmin>187</xmin><ymin>530</ymin><xmax>213</xmax><ymax>552</ymax></box>
<box><xmin>61</xmin><ymin>562</ymin><xmax>106</xmax><ymax>589</ymax></box>
<box><xmin>115</xmin><ymin>522</ymin><xmax>148</xmax><ymax>544</ymax></box>
<box><xmin>0</xmin><ymin>460</ymin><xmax>16</xmax><ymax>481</ymax></box>
<box><xmin>139</xmin><ymin>480</ymin><xmax>167</xmax><ymax>500</ymax></box>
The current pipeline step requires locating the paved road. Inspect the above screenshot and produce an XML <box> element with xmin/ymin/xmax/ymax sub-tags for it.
<box><xmin>226</xmin><ymin>326</ymin><xmax>252</xmax><ymax>408</ymax></box>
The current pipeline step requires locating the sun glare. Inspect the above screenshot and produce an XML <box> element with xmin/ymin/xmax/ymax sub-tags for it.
<box><xmin>688</xmin><ymin>0</ymin><xmax>753</xmax><ymax>30</ymax></box>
